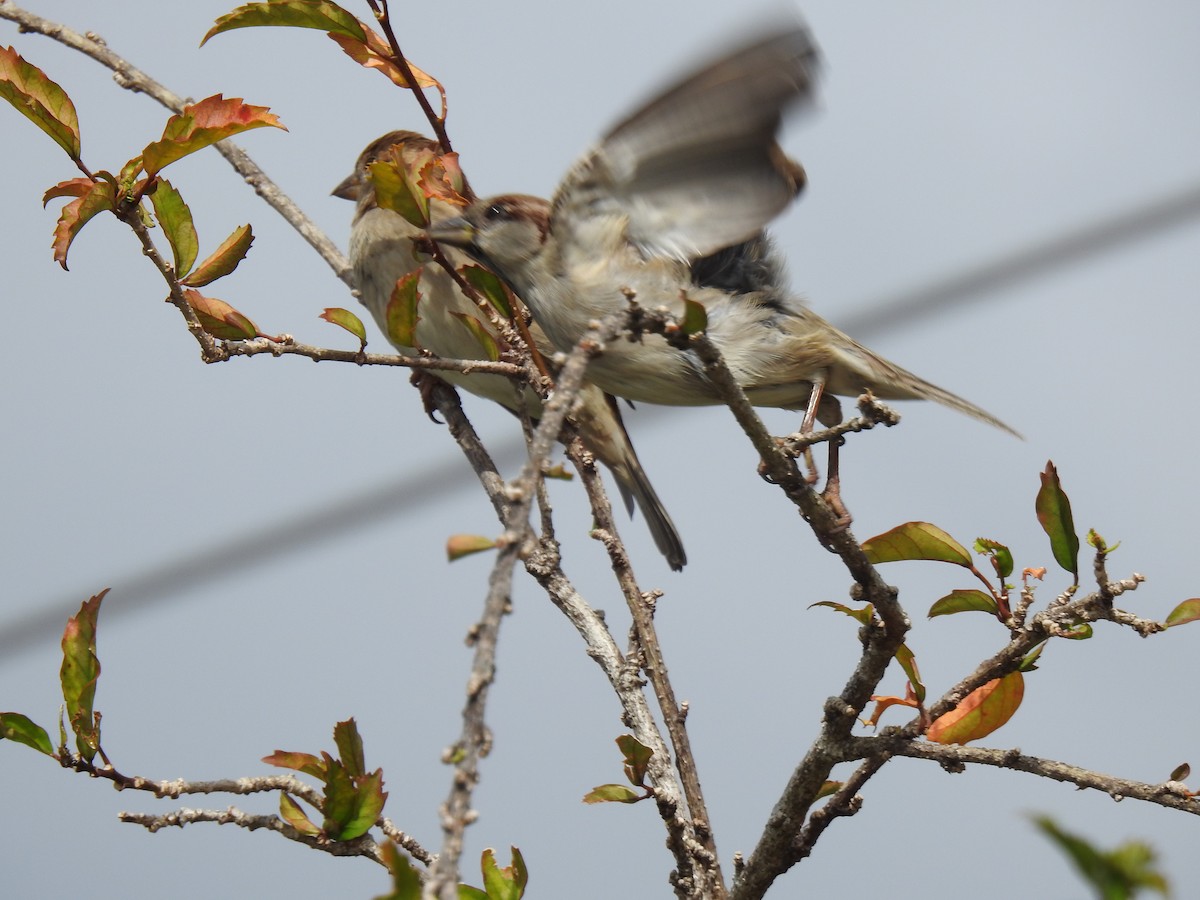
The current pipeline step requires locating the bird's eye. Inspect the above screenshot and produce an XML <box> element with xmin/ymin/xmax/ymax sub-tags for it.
<box><xmin>485</xmin><ymin>203</ymin><xmax>511</xmax><ymax>222</ymax></box>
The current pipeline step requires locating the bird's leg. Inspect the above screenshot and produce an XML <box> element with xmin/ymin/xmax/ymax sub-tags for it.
<box><xmin>798</xmin><ymin>372</ymin><xmax>828</xmax><ymax>484</ymax></box>
<box><xmin>822</xmin><ymin>435</ymin><xmax>852</xmax><ymax>528</ymax></box>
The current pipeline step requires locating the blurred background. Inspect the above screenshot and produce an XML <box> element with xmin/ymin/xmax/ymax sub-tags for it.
<box><xmin>3</xmin><ymin>1</ymin><xmax>1198</xmax><ymax>897</ymax></box>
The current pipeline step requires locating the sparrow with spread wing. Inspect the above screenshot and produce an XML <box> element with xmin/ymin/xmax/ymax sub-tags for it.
<box><xmin>335</xmin><ymin>131</ymin><xmax>686</xmax><ymax>570</ymax></box>
<box><xmin>426</xmin><ymin>23</ymin><xmax>1018</xmax><ymax>442</ymax></box>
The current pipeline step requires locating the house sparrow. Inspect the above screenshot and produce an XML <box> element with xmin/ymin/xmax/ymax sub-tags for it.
<box><xmin>334</xmin><ymin>131</ymin><xmax>687</xmax><ymax>570</ymax></box>
<box><xmin>425</xmin><ymin>23</ymin><xmax>1019</xmax><ymax>439</ymax></box>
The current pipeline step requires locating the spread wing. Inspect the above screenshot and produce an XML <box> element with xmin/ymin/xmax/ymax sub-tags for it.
<box><xmin>555</xmin><ymin>21</ymin><xmax>820</xmax><ymax>261</ymax></box>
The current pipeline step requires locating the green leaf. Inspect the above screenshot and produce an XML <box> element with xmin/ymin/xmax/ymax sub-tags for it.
<box><xmin>809</xmin><ymin>600</ymin><xmax>875</xmax><ymax>625</ymax></box>
<box><xmin>369</xmin><ymin>157</ymin><xmax>428</xmax><ymax>228</ymax></box>
<box><xmin>1035</xmin><ymin>461</ymin><xmax>1079</xmax><ymax>583</ymax></box>
<box><xmin>1164</xmin><ymin>599</ymin><xmax>1200</xmax><ymax>628</ymax></box>
<box><xmin>149</xmin><ymin>178</ymin><xmax>199</xmax><ymax>277</ymax></box>
<box><xmin>862</xmin><ymin>522</ymin><xmax>971</xmax><ymax>566</ymax></box>
<box><xmin>51</xmin><ymin>179</ymin><xmax>116</xmax><ymax>270</ymax></box>
<box><xmin>181</xmin><ymin>224</ymin><xmax>254</xmax><ymax>287</ymax></box>
<box><xmin>0</xmin><ymin>712</ymin><xmax>54</xmax><ymax>755</ymax></box>
<box><xmin>331</xmin><ymin>768</ymin><xmax>386</xmax><ymax>841</ymax></box>
<box><xmin>480</xmin><ymin>847</ymin><xmax>528</xmax><ymax>900</ymax></box>
<box><xmin>927</xmin><ymin>672</ymin><xmax>1024</xmax><ymax>745</ymax></box>
<box><xmin>446</xmin><ymin>534</ymin><xmax>498</xmax><ymax>562</ymax></box>
<box><xmin>974</xmin><ymin>538</ymin><xmax>1013</xmax><ymax>579</ymax></box>
<box><xmin>333</xmin><ymin>718</ymin><xmax>365</xmax><ymax>778</ymax></box>
<box><xmin>0</xmin><ymin>46</ymin><xmax>81</xmax><ymax>158</ymax></box>
<box><xmin>928</xmin><ymin>589</ymin><xmax>999</xmax><ymax>618</ymax></box>
<box><xmin>142</xmin><ymin>94</ymin><xmax>285</xmax><ymax>176</ymax></box>
<box><xmin>457</xmin><ymin>887</ymin><xmax>489</xmax><ymax>900</ymax></box>
<box><xmin>376</xmin><ymin>841</ymin><xmax>424</xmax><ymax>900</ymax></box>
<box><xmin>1033</xmin><ymin>816</ymin><xmax>1170</xmax><ymax>899</ymax></box>
<box><xmin>60</xmin><ymin>589</ymin><xmax>107</xmax><ymax>761</ymax></box>
<box><xmin>461</xmin><ymin>264</ymin><xmax>514</xmax><ymax>318</ymax></box>
<box><xmin>1019</xmin><ymin>642</ymin><xmax>1045</xmax><ymax>672</ymax></box>
<box><xmin>279</xmin><ymin>792</ymin><xmax>322</xmax><ymax>835</ymax></box>
<box><xmin>450</xmin><ymin>313</ymin><xmax>501</xmax><ymax>361</ymax></box>
<box><xmin>384</xmin><ymin>269</ymin><xmax>422</xmax><ymax>349</ymax></box>
<box><xmin>815</xmin><ymin>780</ymin><xmax>842</xmax><ymax>800</ymax></box>
<box><xmin>319</xmin><ymin>307</ymin><xmax>367</xmax><ymax>347</ymax></box>
<box><xmin>183</xmin><ymin>288</ymin><xmax>259</xmax><ymax>340</ymax></box>
<box><xmin>680</xmin><ymin>296</ymin><xmax>708</xmax><ymax>334</ymax></box>
<box><xmin>615</xmin><ymin>734</ymin><xmax>653</xmax><ymax>787</ymax></box>
<box><xmin>202</xmin><ymin>1</ymin><xmax>368</xmax><ymax>46</ymax></box>
<box><xmin>582</xmin><ymin>783</ymin><xmax>644</xmax><ymax>804</ymax></box>
<box><xmin>894</xmin><ymin>643</ymin><xmax>925</xmax><ymax>704</ymax></box>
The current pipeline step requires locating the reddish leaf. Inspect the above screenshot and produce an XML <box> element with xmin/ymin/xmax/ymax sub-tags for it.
<box><xmin>480</xmin><ymin>847</ymin><xmax>528</xmax><ymax>900</ymax></box>
<box><xmin>181</xmin><ymin>224</ymin><xmax>253</xmax><ymax>287</ymax></box>
<box><xmin>60</xmin><ymin>589</ymin><xmax>107</xmax><ymax>761</ymax></box>
<box><xmin>928</xmin><ymin>672</ymin><xmax>1024</xmax><ymax>744</ymax></box>
<box><xmin>201</xmin><ymin>1</ymin><xmax>367</xmax><ymax>45</ymax></box>
<box><xmin>148</xmin><ymin>178</ymin><xmax>199</xmax><ymax>277</ymax></box>
<box><xmin>319</xmin><ymin>307</ymin><xmax>367</xmax><ymax>347</ymax></box>
<box><xmin>862</xmin><ymin>689</ymin><xmax>920</xmax><ymax>728</ymax></box>
<box><xmin>615</xmin><ymin>734</ymin><xmax>653</xmax><ymax>787</ymax></box>
<box><xmin>262</xmin><ymin>750</ymin><xmax>326</xmax><ymax>778</ymax></box>
<box><xmin>928</xmin><ymin>589</ymin><xmax>999</xmax><ymax>618</ymax></box>
<box><xmin>1165</xmin><ymin>599</ymin><xmax>1200</xmax><ymax>628</ymax></box>
<box><xmin>0</xmin><ymin>46</ymin><xmax>81</xmax><ymax>158</ymax></box>
<box><xmin>142</xmin><ymin>95</ymin><xmax>285</xmax><ymax>175</ymax></box>
<box><xmin>279</xmin><ymin>792</ymin><xmax>322</xmax><ymax>836</ymax></box>
<box><xmin>326</xmin><ymin>30</ymin><xmax>446</xmax><ymax>119</ymax></box>
<box><xmin>384</xmin><ymin>269</ymin><xmax>422</xmax><ymax>348</ymax></box>
<box><xmin>446</xmin><ymin>534</ymin><xmax>497</xmax><ymax>562</ymax></box>
<box><xmin>42</xmin><ymin>178</ymin><xmax>93</xmax><ymax>205</ymax></box>
<box><xmin>183</xmin><ymin>288</ymin><xmax>258</xmax><ymax>340</ymax></box>
<box><xmin>460</xmin><ymin>264</ymin><xmax>514</xmax><ymax>318</ymax></box>
<box><xmin>0</xmin><ymin>712</ymin><xmax>54</xmax><ymax>755</ymax></box>
<box><xmin>863</xmin><ymin>522</ymin><xmax>971</xmax><ymax>566</ymax></box>
<box><xmin>52</xmin><ymin>179</ymin><xmax>116</xmax><ymax>270</ymax></box>
<box><xmin>1035</xmin><ymin>461</ymin><xmax>1079</xmax><ymax>582</ymax></box>
<box><xmin>417</xmin><ymin>152</ymin><xmax>470</xmax><ymax>207</ymax></box>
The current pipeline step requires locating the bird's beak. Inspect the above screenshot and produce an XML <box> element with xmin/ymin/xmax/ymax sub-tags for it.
<box><xmin>424</xmin><ymin>216</ymin><xmax>476</xmax><ymax>249</ymax></box>
<box><xmin>331</xmin><ymin>172</ymin><xmax>359</xmax><ymax>201</ymax></box>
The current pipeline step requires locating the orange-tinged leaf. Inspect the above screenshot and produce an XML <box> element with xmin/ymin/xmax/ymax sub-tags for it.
<box><xmin>326</xmin><ymin>31</ymin><xmax>446</xmax><ymax>120</ymax></box>
<box><xmin>201</xmin><ymin>0</ymin><xmax>367</xmax><ymax>46</ymax></box>
<box><xmin>615</xmin><ymin>734</ymin><xmax>653</xmax><ymax>786</ymax></box>
<box><xmin>60</xmin><ymin>589</ymin><xmax>107</xmax><ymax>761</ymax></box>
<box><xmin>863</xmin><ymin>521</ymin><xmax>971</xmax><ymax>566</ymax></box>
<box><xmin>1036</xmin><ymin>461</ymin><xmax>1079</xmax><ymax>582</ymax></box>
<box><xmin>927</xmin><ymin>672</ymin><xmax>1024</xmax><ymax>744</ymax></box>
<box><xmin>384</xmin><ymin>269</ymin><xmax>422</xmax><ymax>348</ymax></box>
<box><xmin>142</xmin><ymin>95</ymin><xmax>285</xmax><ymax>175</ymax></box>
<box><xmin>279</xmin><ymin>792</ymin><xmax>322</xmax><ymax>835</ymax></box>
<box><xmin>52</xmin><ymin>179</ymin><xmax>116</xmax><ymax>270</ymax></box>
<box><xmin>0</xmin><ymin>46</ymin><xmax>80</xmax><ymax>158</ymax></box>
<box><xmin>181</xmin><ymin>224</ymin><xmax>253</xmax><ymax>287</ymax></box>
<box><xmin>149</xmin><ymin>178</ymin><xmax>199</xmax><ymax>277</ymax></box>
<box><xmin>583</xmin><ymin>783</ymin><xmax>643</xmax><ymax>803</ymax></box>
<box><xmin>319</xmin><ymin>307</ymin><xmax>367</xmax><ymax>346</ymax></box>
<box><xmin>262</xmin><ymin>750</ymin><xmax>326</xmax><ymax>778</ymax></box>
<box><xmin>446</xmin><ymin>534</ymin><xmax>497</xmax><ymax>561</ymax></box>
<box><xmin>450</xmin><ymin>313</ymin><xmax>501</xmax><ymax>361</ymax></box>
<box><xmin>480</xmin><ymin>847</ymin><xmax>528</xmax><ymax>900</ymax></box>
<box><xmin>418</xmin><ymin>152</ymin><xmax>470</xmax><ymax>206</ymax></box>
<box><xmin>928</xmin><ymin>589</ymin><xmax>999</xmax><ymax>618</ymax></box>
<box><xmin>0</xmin><ymin>712</ymin><xmax>54</xmax><ymax>755</ymax></box>
<box><xmin>1165</xmin><ymin>599</ymin><xmax>1200</xmax><ymax>628</ymax></box>
<box><xmin>42</xmin><ymin>178</ymin><xmax>93</xmax><ymax>205</ymax></box>
<box><xmin>862</xmin><ymin>691</ymin><xmax>920</xmax><ymax>728</ymax></box>
<box><xmin>460</xmin><ymin>264</ymin><xmax>514</xmax><ymax>318</ymax></box>
<box><xmin>184</xmin><ymin>288</ymin><xmax>259</xmax><ymax>340</ymax></box>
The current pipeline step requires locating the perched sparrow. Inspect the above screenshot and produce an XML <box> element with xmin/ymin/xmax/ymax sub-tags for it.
<box><xmin>426</xmin><ymin>24</ymin><xmax>1019</xmax><ymax>438</ymax></box>
<box><xmin>334</xmin><ymin>131</ymin><xmax>687</xmax><ymax>570</ymax></box>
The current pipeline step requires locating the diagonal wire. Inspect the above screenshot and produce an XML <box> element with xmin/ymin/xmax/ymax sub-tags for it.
<box><xmin>3</xmin><ymin>179</ymin><xmax>1200</xmax><ymax>659</ymax></box>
